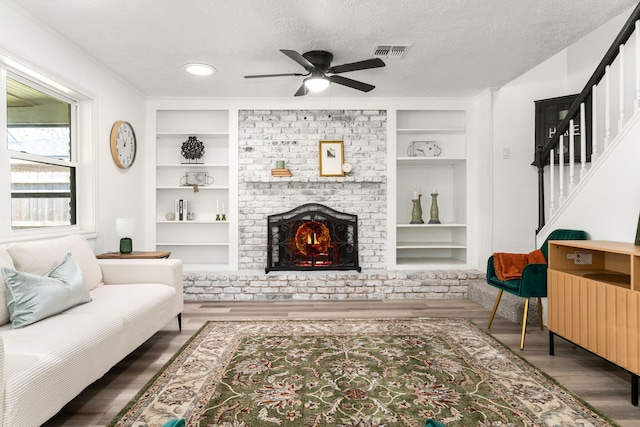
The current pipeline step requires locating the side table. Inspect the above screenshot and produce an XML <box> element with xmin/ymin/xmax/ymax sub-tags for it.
<box><xmin>96</xmin><ymin>251</ymin><xmax>171</xmax><ymax>259</ymax></box>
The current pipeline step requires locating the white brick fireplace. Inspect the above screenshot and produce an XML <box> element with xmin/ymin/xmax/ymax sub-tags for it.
<box><xmin>182</xmin><ymin>109</ymin><xmax>483</xmax><ymax>300</ymax></box>
<box><xmin>239</xmin><ymin>109</ymin><xmax>386</xmax><ymax>270</ymax></box>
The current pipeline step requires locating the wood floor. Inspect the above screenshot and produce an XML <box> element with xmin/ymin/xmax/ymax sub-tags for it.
<box><xmin>43</xmin><ymin>299</ymin><xmax>640</xmax><ymax>426</ymax></box>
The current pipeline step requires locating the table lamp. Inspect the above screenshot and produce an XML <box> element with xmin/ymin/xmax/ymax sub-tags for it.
<box><xmin>116</xmin><ymin>218</ymin><xmax>136</xmax><ymax>254</ymax></box>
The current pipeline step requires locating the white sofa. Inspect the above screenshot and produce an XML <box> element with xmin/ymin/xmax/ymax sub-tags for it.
<box><xmin>0</xmin><ymin>235</ymin><xmax>183</xmax><ymax>427</ymax></box>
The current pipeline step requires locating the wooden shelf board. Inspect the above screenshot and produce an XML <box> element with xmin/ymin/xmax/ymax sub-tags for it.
<box><xmin>156</xmin><ymin>220</ymin><xmax>228</xmax><ymax>224</ymax></box>
<box><xmin>550</xmin><ymin>239</ymin><xmax>640</xmax><ymax>255</ymax></box>
<box><xmin>156</xmin><ymin>186</ymin><xmax>229</xmax><ymax>190</ymax></box>
<box><xmin>397</xmin><ymin>242</ymin><xmax>466</xmax><ymax>249</ymax></box>
<box><xmin>156</xmin><ymin>131</ymin><xmax>228</xmax><ymax>137</ymax></box>
<box><xmin>156</xmin><ymin>242</ymin><xmax>229</xmax><ymax>247</ymax></box>
<box><xmin>395</xmin><ymin>257</ymin><xmax>466</xmax><ymax>265</ymax></box>
<box><xmin>396</xmin><ymin>157</ymin><xmax>466</xmax><ymax>167</ymax></box>
<box><xmin>397</xmin><ymin>223</ymin><xmax>465</xmax><ymax>228</ymax></box>
<box><xmin>397</xmin><ymin>128</ymin><xmax>465</xmax><ymax>134</ymax></box>
<box><xmin>555</xmin><ymin>268</ymin><xmax>631</xmax><ymax>288</ymax></box>
<box><xmin>157</xmin><ymin>163</ymin><xmax>229</xmax><ymax>168</ymax></box>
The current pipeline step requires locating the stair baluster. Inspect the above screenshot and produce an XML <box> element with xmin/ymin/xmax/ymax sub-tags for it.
<box><xmin>537</xmin><ymin>2</ymin><xmax>640</xmax><ymax>233</ymax></box>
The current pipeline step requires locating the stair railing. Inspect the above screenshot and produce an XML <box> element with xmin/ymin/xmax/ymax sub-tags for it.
<box><xmin>535</xmin><ymin>1</ymin><xmax>640</xmax><ymax>232</ymax></box>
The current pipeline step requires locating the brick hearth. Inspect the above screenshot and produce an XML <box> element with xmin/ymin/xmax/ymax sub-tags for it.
<box><xmin>183</xmin><ymin>270</ymin><xmax>483</xmax><ymax>301</ymax></box>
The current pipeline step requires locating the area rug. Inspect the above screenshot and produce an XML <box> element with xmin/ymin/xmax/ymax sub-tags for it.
<box><xmin>110</xmin><ymin>318</ymin><xmax>616</xmax><ymax>427</ymax></box>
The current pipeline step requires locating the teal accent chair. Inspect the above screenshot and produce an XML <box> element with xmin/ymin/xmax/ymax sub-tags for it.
<box><xmin>486</xmin><ymin>229</ymin><xmax>587</xmax><ymax>350</ymax></box>
<box><xmin>162</xmin><ymin>419</ymin><xmax>186</xmax><ymax>427</ymax></box>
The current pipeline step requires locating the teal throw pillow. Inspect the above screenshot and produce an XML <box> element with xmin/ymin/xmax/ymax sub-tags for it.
<box><xmin>2</xmin><ymin>253</ymin><xmax>91</xmax><ymax>329</ymax></box>
<box><xmin>162</xmin><ymin>419</ymin><xmax>186</xmax><ymax>427</ymax></box>
<box><xmin>425</xmin><ymin>419</ymin><xmax>446</xmax><ymax>427</ymax></box>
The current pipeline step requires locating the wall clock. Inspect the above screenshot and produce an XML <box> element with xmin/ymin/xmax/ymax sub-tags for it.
<box><xmin>110</xmin><ymin>120</ymin><xmax>137</xmax><ymax>169</ymax></box>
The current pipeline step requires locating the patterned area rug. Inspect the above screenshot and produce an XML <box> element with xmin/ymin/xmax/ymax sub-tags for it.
<box><xmin>110</xmin><ymin>319</ymin><xmax>616</xmax><ymax>427</ymax></box>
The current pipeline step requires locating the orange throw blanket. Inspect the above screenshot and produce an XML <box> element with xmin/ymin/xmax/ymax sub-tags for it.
<box><xmin>493</xmin><ymin>249</ymin><xmax>546</xmax><ymax>281</ymax></box>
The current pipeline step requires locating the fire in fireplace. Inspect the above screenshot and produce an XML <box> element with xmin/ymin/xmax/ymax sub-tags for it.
<box><xmin>266</xmin><ymin>203</ymin><xmax>360</xmax><ymax>273</ymax></box>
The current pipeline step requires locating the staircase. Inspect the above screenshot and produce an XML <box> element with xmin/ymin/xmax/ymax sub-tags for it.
<box><xmin>536</xmin><ymin>2</ymin><xmax>640</xmax><ymax>243</ymax></box>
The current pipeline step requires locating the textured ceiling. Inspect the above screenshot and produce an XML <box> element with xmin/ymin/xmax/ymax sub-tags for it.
<box><xmin>7</xmin><ymin>0</ymin><xmax>639</xmax><ymax>98</ymax></box>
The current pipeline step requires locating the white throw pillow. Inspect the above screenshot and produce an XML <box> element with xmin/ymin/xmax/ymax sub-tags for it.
<box><xmin>5</xmin><ymin>235</ymin><xmax>103</xmax><ymax>290</ymax></box>
<box><xmin>3</xmin><ymin>253</ymin><xmax>92</xmax><ymax>328</ymax></box>
<box><xmin>0</xmin><ymin>247</ymin><xmax>15</xmax><ymax>325</ymax></box>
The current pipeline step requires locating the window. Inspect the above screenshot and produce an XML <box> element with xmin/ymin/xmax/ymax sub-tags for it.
<box><xmin>7</xmin><ymin>77</ymin><xmax>77</xmax><ymax>229</ymax></box>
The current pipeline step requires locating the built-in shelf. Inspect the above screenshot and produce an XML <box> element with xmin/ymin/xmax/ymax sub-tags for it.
<box><xmin>154</xmin><ymin>108</ymin><xmax>232</xmax><ymax>270</ymax></box>
<box><xmin>392</xmin><ymin>109</ymin><xmax>468</xmax><ymax>269</ymax></box>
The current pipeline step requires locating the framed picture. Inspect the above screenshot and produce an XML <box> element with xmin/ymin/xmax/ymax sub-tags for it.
<box><xmin>534</xmin><ymin>94</ymin><xmax>592</xmax><ymax>165</ymax></box>
<box><xmin>319</xmin><ymin>140</ymin><xmax>344</xmax><ymax>176</ymax></box>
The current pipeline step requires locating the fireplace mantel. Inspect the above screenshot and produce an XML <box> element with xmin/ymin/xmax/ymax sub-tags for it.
<box><xmin>244</xmin><ymin>176</ymin><xmax>385</xmax><ymax>184</ymax></box>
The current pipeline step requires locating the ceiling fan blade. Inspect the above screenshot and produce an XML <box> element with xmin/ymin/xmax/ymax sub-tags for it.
<box><xmin>294</xmin><ymin>83</ymin><xmax>309</xmax><ymax>97</ymax></box>
<box><xmin>280</xmin><ymin>49</ymin><xmax>315</xmax><ymax>71</ymax></box>
<box><xmin>244</xmin><ymin>72</ymin><xmax>307</xmax><ymax>79</ymax></box>
<box><xmin>328</xmin><ymin>58</ymin><xmax>385</xmax><ymax>74</ymax></box>
<box><xmin>328</xmin><ymin>75</ymin><xmax>375</xmax><ymax>92</ymax></box>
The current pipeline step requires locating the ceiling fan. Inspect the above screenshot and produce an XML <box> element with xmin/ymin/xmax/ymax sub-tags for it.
<box><xmin>244</xmin><ymin>49</ymin><xmax>385</xmax><ymax>96</ymax></box>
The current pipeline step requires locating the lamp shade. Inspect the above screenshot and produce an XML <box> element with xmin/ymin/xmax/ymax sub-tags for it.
<box><xmin>116</xmin><ymin>218</ymin><xmax>136</xmax><ymax>238</ymax></box>
<box><xmin>304</xmin><ymin>76</ymin><xmax>330</xmax><ymax>92</ymax></box>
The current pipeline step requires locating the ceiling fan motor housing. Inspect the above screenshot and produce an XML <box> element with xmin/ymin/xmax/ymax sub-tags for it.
<box><xmin>302</xmin><ymin>51</ymin><xmax>334</xmax><ymax>71</ymax></box>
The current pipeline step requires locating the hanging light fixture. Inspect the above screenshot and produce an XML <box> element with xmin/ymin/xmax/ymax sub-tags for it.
<box><xmin>304</xmin><ymin>71</ymin><xmax>330</xmax><ymax>92</ymax></box>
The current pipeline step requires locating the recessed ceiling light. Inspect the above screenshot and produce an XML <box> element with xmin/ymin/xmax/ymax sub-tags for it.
<box><xmin>183</xmin><ymin>63</ymin><xmax>216</xmax><ymax>76</ymax></box>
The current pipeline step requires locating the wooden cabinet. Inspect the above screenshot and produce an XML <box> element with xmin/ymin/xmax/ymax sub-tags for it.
<box><xmin>392</xmin><ymin>109</ymin><xmax>467</xmax><ymax>267</ymax></box>
<box><xmin>547</xmin><ymin>240</ymin><xmax>640</xmax><ymax>404</ymax></box>
<box><xmin>153</xmin><ymin>109</ymin><xmax>234</xmax><ymax>271</ymax></box>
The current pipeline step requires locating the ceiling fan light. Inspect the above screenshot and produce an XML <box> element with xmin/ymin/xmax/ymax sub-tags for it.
<box><xmin>183</xmin><ymin>63</ymin><xmax>216</xmax><ymax>76</ymax></box>
<box><xmin>304</xmin><ymin>76</ymin><xmax>330</xmax><ymax>92</ymax></box>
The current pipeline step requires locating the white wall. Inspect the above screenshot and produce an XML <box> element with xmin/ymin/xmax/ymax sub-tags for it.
<box><xmin>0</xmin><ymin>0</ymin><xmax>631</xmax><ymax>260</ymax></box>
<box><xmin>489</xmin><ymin>8</ymin><xmax>631</xmax><ymax>256</ymax></box>
<box><xmin>0</xmin><ymin>2</ymin><xmax>147</xmax><ymax>252</ymax></box>
<box><xmin>544</xmin><ymin>111</ymin><xmax>640</xmax><ymax>242</ymax></box>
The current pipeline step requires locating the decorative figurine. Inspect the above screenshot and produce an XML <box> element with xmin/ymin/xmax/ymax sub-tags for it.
<box><xmin>181</xmin><ymin>136</ymin><xmax>205</xmax><ymax>164</ymax></box>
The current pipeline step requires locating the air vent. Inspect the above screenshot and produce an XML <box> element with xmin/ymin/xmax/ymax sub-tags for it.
<box><xmin>372</xmin><ymin>44</ymin><xmax>410</xmax><ymax>59</ymax></box>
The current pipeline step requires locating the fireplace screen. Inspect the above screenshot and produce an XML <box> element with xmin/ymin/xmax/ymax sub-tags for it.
<box><xmin>266</xmin><ymin>203</ymin><xmax>360</xmax><ymax>273</ymax></box>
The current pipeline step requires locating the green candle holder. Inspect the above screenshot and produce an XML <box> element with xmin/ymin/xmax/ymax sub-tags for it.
<box><xmin>410</xmin><ymin>196</ymin><xmax>424</xmax><ymax>224</ymax></box>
<box><xmin>429</xmin><ymin>192</ymin><xmax>441</xmax><ymax>224</ymax></box>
